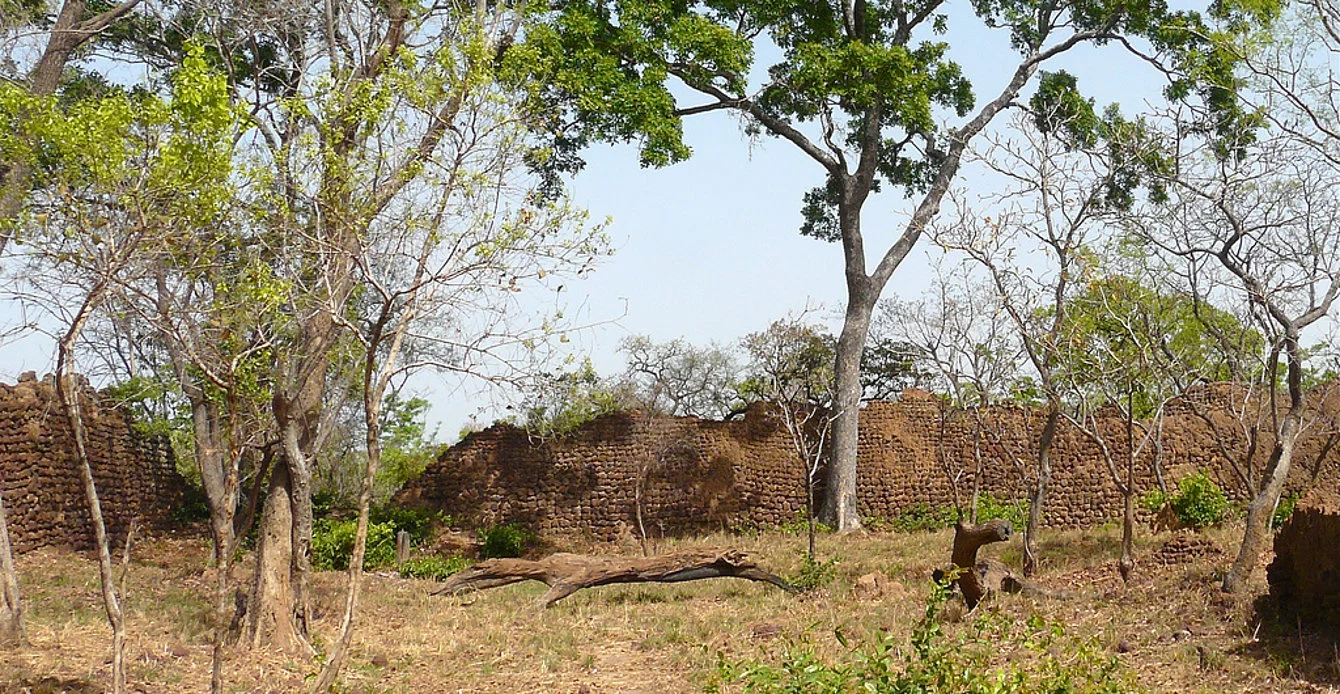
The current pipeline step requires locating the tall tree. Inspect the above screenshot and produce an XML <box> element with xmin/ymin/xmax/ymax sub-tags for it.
<box><xmin>1140</xmin><ymin>129</ymin><xmax>1340</xmax><ymax>593</ymax></box>
<box><xmin>524</xmin><ymin>0</ymin><xmax>1274</xmax><ymax>530</ymax></box>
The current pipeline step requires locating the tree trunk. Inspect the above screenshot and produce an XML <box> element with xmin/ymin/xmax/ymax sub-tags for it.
<box><xmin>947</xmin><ymin>519</ymin><xmax>1012</xmax><ymax>610</ymax></box>
<box><xmin>822</xmin><ymin>291</ymin><xmax>873</xmax><ymax>532</ymax></box>
<box><xmin>55</xmin><ymin>372</ymin><xmax>127</xmax><ymax>694</ymax></box>
<box><xmin>0</xmin><ymin>487</ymin><xmax>23</xmax><ymax>647</ymax></box>
<box><xmin>1023</xmin><ymin>402</ymin><xmax>1059</xmax><ymax>577</ymax></box>
<box><xmin>1222</xmin><ymin>416</ymin><xmax>1299</xmax><ymax>593</ymax></box>
<box><xmin>310</xmin><ymin>388</ymin><xmax>384</xmax><ymax>693</ymax></box>
<box><xmin>1223</xmin><ymin>333</ymin><xmax>1307</xmax><ymax>595</ymax></box>
<box><xmin>244</xmin><ymin>463</ymin><xmax>302</xmax><ymax>652</ymax></box>
<box><xmin>432</xmin><ymin>550</ymin><xmax>794</xmax><ymax>608</ymax></box>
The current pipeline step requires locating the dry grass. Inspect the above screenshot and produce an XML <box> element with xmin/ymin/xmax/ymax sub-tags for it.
<box><xmin>0</xmin><ymin>523</ymin><xmax>1337</xmax><ymax>693</ymax></box>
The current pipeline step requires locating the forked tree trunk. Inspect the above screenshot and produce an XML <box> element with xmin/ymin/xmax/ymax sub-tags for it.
<box><xmin>0</xmin><ymin>488</ymin><xmax>23</xmax><ymax>646</ymax></box>
<box><xmin>948</xmin><ymin>519</ymin><xmax>1013</xmax><ymax>610</ymax></box>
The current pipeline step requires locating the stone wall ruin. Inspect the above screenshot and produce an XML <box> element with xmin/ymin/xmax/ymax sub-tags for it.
<box><xmin>0</xmin><ymin>373</ymin><xmax>186</xmax><ymax>553</ymax></box>
<box><xmin>396</xmin><ymin>385</ymin><xmax>1340</xmax><ymax>543</ymax></box>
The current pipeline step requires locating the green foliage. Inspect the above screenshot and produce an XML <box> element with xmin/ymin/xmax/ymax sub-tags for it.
<box><xmin>310</xmin><ymin>504</ymin><xmax>447</xmax><ymax>571</ymax></box>
<box><xmin>369</xmin><ymin>504</ymin><xmax>447</xmax><ymax>545</ymax></box>
<box><xmin>512</xmin><ymin>359</ymin><xmax>624</xmax><ymax>438</ymax></box>
<box><xmin>777</xmin><ymin>510</ymin><xmax>832</xmax><ymax>537</ymax></box>
<box><xmin>399</xmin><ymin>554</ymin><xmax>471</xmax><ymax>581</ymax></box>
<box><xmin>890</xmin><ymin>503</ymin><xmax>958</xmax><ymax>533</ymax></box>
<box><xmin>375</xmin><ymin>393</ymin><xmax>443</xmax><ymax>499</ymax></box>
<box><xmin>1271</xmin><ymin>492</ymin><xmax>1301</xmax><ymax>530</ymax></box>
<box><xmin>311</xmin><ymin>519</ymin><xmax>397</xmax><ymax>572</ymax></box>
<box><xmin>1060</xmin><ymin>274</ymin><xmax>1263</xmax><ymax>418</ymax></box>
<box><xmin>975</xmin><ymin>493</ymin><xmax>1029</xmax><ymax>529</ymax></box>
<box><xmin>1139</xmin><ymin>488</ymin><xmax>1167</xmax><ymax>514</ymax></box>
<box><xmin>1168</xmin><ymin>472</ymin><xmax>1230</xmax><ymax>529</ymax></box>
<box><xmin>524</xmin><ymin>0</ymin><xmax>1278</xmax><ymax>243</ymax></box>
<box><xmin>171</xmin><ymin>483</ymin><xmax>212</xmax><ymax>524</ymax></box>
<box><xmin>708</xmin><ymin>577</ymin><xmax>1135</xmax><ymax>693</ymax></box>
<box><xmin>787</xmin><ymin>553</ymin><xmax>838</xmax><ymax>593</ymax></box>
<box><xmin>477</xmin><ymin>523</ymin><xmax>532</xmax><ymax>559</ymax></box>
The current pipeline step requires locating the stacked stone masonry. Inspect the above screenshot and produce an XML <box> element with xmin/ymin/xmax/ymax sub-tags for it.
<box><xmin>1269</xmin><ymin>486</ymin><xmax>1340</xmax><ymax>629</ymax></box>
<box><xmin>397</xmin><ymin>385</ymin><xmax>1340</xmax><ymax>544</ymax></box>
<box><xmin>0</xmin><ymin>373</ymin><xmax>186</xmax><ymax>553</ymax></box>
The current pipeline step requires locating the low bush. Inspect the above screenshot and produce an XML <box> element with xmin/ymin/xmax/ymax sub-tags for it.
<box><xmin>399</xmin><ymin>554</ymin><xmax>471</xmax><ymax>581</ymax></box>
<box><xmin>370</xmin><ymin>504</ymin><xmax>448</xmax><ymax>543</ymax></box>
<box><xmin>975</xmin><ymin>492</ymin><xmax>1029</xmax><ymax>529</ymax></box>
<box><xmin>311</xmin><ymin>518</ymin><xmax>397</xmax><ymax>571</ymax></box>
<box><xmin>1169</xmin><ymin>472</ymin><xmax>1229</xmax><ymax>529</ymax></box>
<box><xmin>1271</xmin><ymin>491</ymin><xmax>1301</xmax><ymax>530</ymax></box>
<box><xmin>778</xmin><ymin>510</ymin><xmax>833</xmax><ymax>536</ymax></box>
<box><xmin>787</xmin><ymin>553</ymin><xmax>838</xmax><ymax>592</ymax></box>
<box><xmin>707</xmin><ymin>577</ymin><xmax>1135</xmax><ymax>693</ymax></box>
<box><xmin>477</xmin><ymin>523</ymin><xmax>532</xmax><ymax>559</ymax></box>
<box><xmin>889</xmin><ymin>503</ymin><xmax>957</xmax><ymax>533</ymax></box>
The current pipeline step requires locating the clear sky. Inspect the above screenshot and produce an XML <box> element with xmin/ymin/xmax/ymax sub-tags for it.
<box><xmin>0</xmin><ymin>3</ymin><xmax>1182</xmax><ymax>439</ymax></box>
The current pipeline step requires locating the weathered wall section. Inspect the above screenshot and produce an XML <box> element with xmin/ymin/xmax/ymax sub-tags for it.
<box><xmin>0</xmin><ymin>373</ymin><xmax>186</xmax><ymax>553</ymax></box>
<box><xmin>1269</xmin><ymin>486</ymin><xmax>1340</xmax><ymax>629</ymax></box>
<box><xmin>396</xmin><ymin>386</ymin><xmax>1340</xmax><ymax>542</ymax></box>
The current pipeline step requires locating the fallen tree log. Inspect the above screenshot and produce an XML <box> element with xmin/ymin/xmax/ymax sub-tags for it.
<box><xmin>431</xmin><ymin>549</ymin><xmax>794</xmax><ymax>607</ymax></box>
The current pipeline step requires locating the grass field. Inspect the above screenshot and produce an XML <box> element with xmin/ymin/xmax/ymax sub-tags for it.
<box><xmin>0</xmin><ymin>522</ymin><xmax>1336</xmax><ymax>693</ymax></box>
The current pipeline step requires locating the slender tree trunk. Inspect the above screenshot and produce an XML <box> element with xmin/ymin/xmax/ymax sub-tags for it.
<box><xmin>822</xmin><ymin>291</ymin><xmax>873</xmax><ymax>532</ymax></box>
<box><xmin>0</xmin><ymin>487</ymin><xmax>24</xmax><ymax>646</ymax></box>
<box><xmin>1023</xmin><ymin>402</ymin><xmax>1059</xmax><ymax>577</ymax></box>
<box><xmin>1119</xmin><ymin>397</ymin><xmax>1136</xmax><ymax>583</ymax></box>
<box><xmin>56</xmin><ymin>365</ymin><xmax>126</xmax><ymax>693</ymax></box>
<box><xmin>1223</xmin><ymin>333</ymin><xmax>1307</xmax><ymax>594</ymax></box>
<box><xmin>311</xmin><ymin>394</ymin><xmax>383</xmax><ymax>693</ymax></box>
<box><xmin>1222</xmin><ymin>413</ymin><xmax>1300</xmax><ymax>593</ymax></box>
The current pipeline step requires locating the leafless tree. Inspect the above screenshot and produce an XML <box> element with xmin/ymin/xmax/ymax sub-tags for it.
<box><xmin>1138</xmin><ymin>128</ymin><xmax>1340</xmax><ymax>593</ymax></box>
<box><xmin>616</xmin><ymin>335</ymin><xmax>745</xmax><ymax>420</ymax></box>
<box><xmin>875</xmin><ymin>270</ymin><xmax>1033</xmax><ymax>524</ymax></box>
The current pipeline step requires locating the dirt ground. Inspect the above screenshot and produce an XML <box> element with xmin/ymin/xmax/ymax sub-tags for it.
<box><xmin>0</xmin><ymin>523</ymin><xmax>1337</xmax><ymax>693</ymax></box>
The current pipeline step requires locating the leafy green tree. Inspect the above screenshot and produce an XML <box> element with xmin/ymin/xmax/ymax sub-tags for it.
<box><xmin>522</xmin><ymin>0</ymin><xmax>1278</xmax><ymax>530</ymax></box>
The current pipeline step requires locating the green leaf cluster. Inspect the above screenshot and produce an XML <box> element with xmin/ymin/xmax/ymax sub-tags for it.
<box><xmin>709</xmin><ymin>576</ymin><xmax>1135</xmax><ymax>693</ymax></box>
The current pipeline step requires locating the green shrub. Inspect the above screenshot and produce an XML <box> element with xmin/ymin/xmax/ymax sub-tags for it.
<box><xmin>778</xmin><ymin>510</ymin><xmax>833</xmax><ymax>536</ymax></box>
<box><xmin>1271</xmin><ymin>492</ymin><xmax>1301</xmax><ymax>530</ymax></box>
<box><xmin>370</xmin><ymin>504</ymin><xmax>447</xmax><ymax>543</ymax></box>
<box><xmin>172</xmin><ymin>484</ymin><xmax>212</xmax><ymax>524</ymax></box>
<box><xmin>399</xmin><ymin>554</ymin><xmax>471</xmax><ymax>581</ymax></box>
<box><xmin>787</xmin><ymin>553</ymin><xmax>838</xmax><ymax>593</ymax></box>
<box><xmin>1139</xmin><ymin>488</ymin><xmax>1167</xmax><ymax>513</ymax></box>
<box><xmin>708</xmin><ymin>577</ymin><xmax>1135</xmax><ymax>693</ymax></box>
<box><xmin>975</xmin><ymin>492</ymin><xmax>1029</xmax><ymax>528</ymax></box>
<box><xmin>1169</xmin><ymin>472</ymin><xmax>1229</xmax><ymax>529</ymax></box>
<box><xmin>311</xmin><ymin>519</ymin><xmax>397</xmax><ymax>571</ymax></box>
<box><xmin>477</xmin><ymin>523</ymin><xmax>531</xmax><ymax>559</ymax></box>
<box><xmin>890</xmin><ymin>503</ymin><xmax>957</xmax><ymax>533</ymax></box>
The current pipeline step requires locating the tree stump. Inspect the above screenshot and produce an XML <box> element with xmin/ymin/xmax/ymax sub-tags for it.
<box><xmin>432</xmin><ymin>549</ymin><xmax>794</xmax><ymax>607</ymax></box>
<box><xmin>945</xmin><ymin>518</ymin><xmax>1015</xmax><ymax>610</ymax></box>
